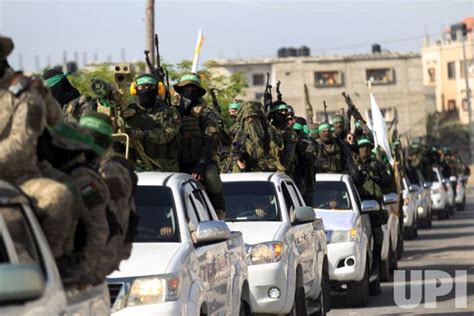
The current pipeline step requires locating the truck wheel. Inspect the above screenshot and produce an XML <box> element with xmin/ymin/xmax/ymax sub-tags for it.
<box><xmin>287</xmin><ymin>284</ymin><xmax>307</xmax><ymax>316</ymax></box>
<box><xmin>405</xmin><ymin>225</ymin><xmax>416</xmax><ymax>240</ymax></box>
<box><xmin>438</xmin><ymin>208</ymin><xmax>448</xmax><ymax>220</ymax></box>
<box><xmin>369</xmin><ymin>254</ymin><xmax>381</xmax><ymax>296</ymax></box>
<box><xmin>347</xmin><ymin>262</ymin><xmax>369</xmax><ymax>307</ymax></box>
<box><xmin>313</xmin><ymin>268</ymin><xmax>331</xmax><ymax>315</ymax></box>
<box><xmin>397</xmin><ymin>234</ymin><xmax>403</xmax><ymax>260</ymax></box>
<box><xmin>380</xmin><ymin>246</ymin><xmax>392</xmax><ymax>282</ymax></box>
<box><xmin>239</xmin><ymin>301</ymin><xmax>250</xmax><ymax>316</ymax></box>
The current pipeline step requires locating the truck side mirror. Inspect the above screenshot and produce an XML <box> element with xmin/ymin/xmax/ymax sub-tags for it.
<box><xmin>293</xmin><ymin>206</ymin><xmax>316</xmax><ymax>224</ymax></box>
<box><xmin>383</xmin><ymin>193</ymin><xmax>398</xmax><ymax>204</ymax></box>
<box><xmin>423</xmin><ymin>181</ymin><xmax>432</xmax><ymax>189</ymax></box>
<box><xmin>408</xmin><ymin>184</ymin><xmax>420</xmax><ymax>193</ymax></box>
<box><xmin>195</xmin><ymin>220</ymin><xmax>231</xmax><ymax>245</ymax></box>
<box><xmin>361</xmin><ymin>200</ymin><xmax>380</xmax><ymax>213</ymax></box>
<box><xmin>0</xmin><ymin>263</ymin><xmax>45</xmax><ymax>304</ymax></box>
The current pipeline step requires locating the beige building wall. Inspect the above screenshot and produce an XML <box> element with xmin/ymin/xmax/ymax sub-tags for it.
<box><xmin>421</xmin><ymin>33</ymin><xmax>474</xmax><ymax>124</ymax></box>
<box><xmin>213</xmin><ymin>52</ymin><xmax>435</xmax><ymax>138</ymax></box>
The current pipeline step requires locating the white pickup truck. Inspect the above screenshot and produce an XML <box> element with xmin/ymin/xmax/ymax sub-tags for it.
<box><xmin>313</xmin><ymin>173</ymin><xmax>382</xmax><ymax>307</ymax></box>
<box><xmin>221</xmin><ymin>172</ymin><xmax>330</xmax><ymax>316</ymax></box>
<box><xmin>0</xmin><ymin>180</ymin><xmax>110</xmax><ymax>316</ymax></box>
<box><xmin>107</xmin><ymin>172</ymin><xmax>250</xmax><ymax>316</ymax></box>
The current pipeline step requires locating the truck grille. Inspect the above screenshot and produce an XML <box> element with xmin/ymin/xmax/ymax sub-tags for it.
<box><xmin>108</xmin><ymin>282</ymin><xmax>123</xmax><ymax>306</ymax></box>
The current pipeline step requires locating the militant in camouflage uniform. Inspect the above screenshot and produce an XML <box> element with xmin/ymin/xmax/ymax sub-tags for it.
<box><xmin>47</xmin><ymin>122</ymin><xmax>111</xmax><ymax>286</ymax></box>
<box><xmin>43</xmin><ymin>68</ymin><xmax>97</xmax><ymax>122</ymax></box>
<box><xmin>0</xmin><ymin>36</ymin><xmax>75</xmax><ymax>260</ymax></box>
<box><xmin>354</xmin><ymin>138</ymin><xmax>392</xmax><ymax>279</ymax></box>
<box><xmin>315</xmin><ymin>122</ymin><xmax>358</xmax><ymax>177</ymax></box>
<box><xmin>80</xmin><ymin>112</ymin><xmax>138</xmax><ymax>281</ymax></box>
<box><xmin>126</xmin><ymin>74</ymin><xmax>181</xmax><ymax>171</ymax></box>
<box><xmin>175</xmin><ymin>73</ymin><xmax>226</xmax><ymax>218</ymax></box>
<box><xmin>292</xmin><ymin>117</ymin><xmax>317</xmax><ymax>206</ymax></box>
<box><xmin>226</xmin><ymin>101</ymin><xmax>284</xmax><ymax>173</ymax></box>
<box><xmin>268</xmin><ymin>101</ymin><xmax>298</xmax><ymax>176</ymax></box>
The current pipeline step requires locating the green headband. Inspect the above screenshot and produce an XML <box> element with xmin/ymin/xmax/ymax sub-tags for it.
<box><xmin>270</xmin><ymin>103</ymin><xmax>289</xmax><ymax>113</ymax></box>
<box><xmin>179</xmin><ymin>73</ymin><xmax>201</xmax><ymax>84</ymax></box>
<box><xmin>52</xmin><ymin>123</ymin><xmax>104</xmax><ymax>155</ymax></box>
<box><xmin>357</xmin><ymin>138</ymin><xmax>372</xmax><ymax>147</ymax></box>
<box><xmin>318</xmin><ymin>123</ymin><xmax>330</xmax><ymax>132</ymax></box>
<box><xmin>229</xmin><ymin>102</ymin><xmax>241</xmax><ymax>110</ymax></box>
<box><xmin>332</xmin><ymin>117</ymin><xmax>344</xmax><ymax>124</ymax></box>
<box><xmin>79</xmin><ymin>116</ymin><xmax>113</xmax><ymax>137</ymax></box>
<box><xmin>136</xmin><ymin>75</ymin><xmax>158</xmax><ymax>86</ymax></box>
<box><xmin>293</xmin><ymin>122</ymin><xmax>304</xmax><ymax>131</ymax></box>
<box><xmin>45</xmin><ymin>72</ymin><xmax>71</xmax><ymax>88</ymax></box>
<box><xmin>303</xmin><ymin>125</ymin><xmax>310</xmax><ymax>135</ymax></box>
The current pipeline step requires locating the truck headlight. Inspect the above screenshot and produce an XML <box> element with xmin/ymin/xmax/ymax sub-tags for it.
<box><xmin>329</xmin><ymin>228</ymin><xmax>358</xmax><ymax>243</ymax></box>
<box><xmin>127</xmin><ymin>274</ymin><xmax>181</xmax><ymax>307</ymax></box>
<box><xmin>246</xmin><ymin>242</ymin><xmax>284</xmax><ymax>265</ymax></box>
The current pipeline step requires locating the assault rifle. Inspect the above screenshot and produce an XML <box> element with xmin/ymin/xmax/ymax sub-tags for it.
<box><xmin>263</xmin><ymin>72</ymin><xmax>273</xmax><ymax>115</ymax></box>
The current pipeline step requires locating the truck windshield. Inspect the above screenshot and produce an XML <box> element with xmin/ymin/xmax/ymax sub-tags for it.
<box><xmin>223</xmin><ymin>181</ymin><xmax>281</xmax><ymax>221</ymax></box>
<box><xmin>134</xmin><ymin>186</ymin><xmax>180</xmax><ymax>242</ymax></box>
<box><xmin>314</xmin><ymin>181</ymin><xmax>352</xmax><ymax>210</ymax></box>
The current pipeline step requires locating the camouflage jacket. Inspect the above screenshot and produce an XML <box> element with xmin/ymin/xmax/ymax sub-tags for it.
<box><xmin>181</xmin><ymin>104</ymin><xmax>221</xmax><ymax>166</ymax></box>
<box><xmin>354</xmin><ymin>157</ymin><xmax>392</xmax><ymax>202</ymax></box>
<box><xmin>125</xmin><ymin>101</ymin><xmax>181</xmax><ymax>170</ymax></box>
<box><xmin>63</xmin><ymin>95</ymin><xmax>97</xmax><ymax>122</ymax></box>
<box><xmin>0</xmin><ymin>70</ymin><xmax>62</xmax><ymax>183</ymax></box>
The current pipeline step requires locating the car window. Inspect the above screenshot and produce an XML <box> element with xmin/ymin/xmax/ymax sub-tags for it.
<box><xmin>0</xmin><ymin>205</ymin><xmax>42</xmax><ymax>267</ymax></box>
<box><xmin>223</xmin><ymin>181</ymin><xmax>281</xmax><ymax>222</ymax></box>
<box><xmin>134</xmin><ymin>186</ymin><xmax>180</xmax><ymax>242</ymax></box>
<box><xmin>286</xmin><ymin>182</ymin><xmax>304</xmax><ymax>207</ymax></box>
<box><xmin>314</xmin><ymin>181</ymin><xmax>352</xmax><ymax>210</ymax></box>
<box><xmin>191</xmin><ymin>190</ymin><xmax>212</xmax><ymax>221</ymax></box>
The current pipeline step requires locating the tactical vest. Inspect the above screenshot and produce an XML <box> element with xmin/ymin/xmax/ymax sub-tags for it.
<box><xmin>358</xmin><ymin>160</ymin><xmax>383</xmax><ymax>201</ymax></box>
<box><xmin>317</xmin><ymin>139</ymin><xmax>343</xmax><ymax>172</ymax></box>
<box><xmin>127</xmin><ymin>107</ymin><xmax>180</xmax><ymax>162</ymax></box>
<box><xmin>180</xmin><ymin>115</ymin><xmax>203</xmax><ymax>164</ymax></box>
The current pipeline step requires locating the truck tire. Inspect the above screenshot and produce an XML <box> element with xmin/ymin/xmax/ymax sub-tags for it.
<box><xmin>380</xmin><ymin>245</ymin><xmax>393</xmax><ymax>282</ymax></box>
<box><xmin>397</xmin><ymin>234</ymin><xmax>403</xmax><ymax>260</ymax></box>
<box><xmin>288</xmin><ymin>283</ymin><xmax>307</xmax><ymax>316</ymax></box>
<box><xmin>313</xmin><ymin>268</ymin><xmax>331</xmax><ymax>316</ymax></box>
<box><xmin>369</xmin><ymin>253</ymin><xmax>381</xmax><ymax>296</ymax></box>
<box><xmin>347</xmin><ymin>262</ymin><xmax>369</xmax><ymax>307</ymax></box>
<box><xmin>437</xmin><ymin>208</ymin><xmax>448</xmax><ymax>220</ymax></box>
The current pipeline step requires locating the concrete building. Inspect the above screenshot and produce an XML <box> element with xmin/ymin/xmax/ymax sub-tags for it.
<box><xmin>421</xmin><ymin>17</ymin><xmax>474</xmax><ymax>124</ymax></box>
<box><xmin>213</xmin><ymin>47</ymin><xmax>436</xmax><ymax>137</ymax></box>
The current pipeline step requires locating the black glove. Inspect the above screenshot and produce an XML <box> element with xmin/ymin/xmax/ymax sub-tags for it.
<box><xmin>192</xmin><ymin>163</ymin><xmax>207</xmax><ymax>179</ymax></box>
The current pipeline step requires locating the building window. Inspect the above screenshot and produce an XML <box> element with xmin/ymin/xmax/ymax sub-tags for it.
<box><xmin>316</xmin><ymin>111</ymin><xmax>338</xmax><ymax>122</ymax></box>
<box><xmin>428</xmin><ymin>68</ymin><xmax>436</xmax><ymax>83</ymax></box>
<box><xmin>462</xmin><ymin>98</ymin><xmax>468</xmax><ymax>111</ymax></box>
<box><xmin>460</xmin><ymin>60</ymin><xmax>473</xmax><ymax>78</ymax></box>
<box><xmin>447</xmin><ymin>99</ymin><xmax>456</xmax><ymax>111</ymax></box>
<box><xmin>314</xmin><ymin>71</ymin><xmax>343</xmax><ymax>87</ymax></box>
<box><xmin>252</xmin><ymin>74</ymin><xmax>265</xmax><ymax>86</ymax></box>
<box><xmin>447</xmin><ymin>62</ymin><xmax>456</xmax><ymax>79</ymax></box>
<box><xmin>366</xmin><ymin>68</ymin><xmax>395</xmax><ymax>84</ymax></box>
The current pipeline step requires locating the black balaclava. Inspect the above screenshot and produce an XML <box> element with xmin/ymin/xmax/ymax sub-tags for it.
<box><xmin>0</xmin><ymin>60</ymin><xmax>9</xmax><ymax>78</ymax></box>
<box><xmin>43</xmin><ymin>69</ymin><xmax>80</xmax><ymax>105</ymax></box>
<box><xmin>137</xmin><ymin>89</ymin><xmax>157</xmax><ymax>109</ymax></box>
<box><xmin>272</xmin><ymin>111</ymin><xmax>288</xmax><ymax>128</ymax></box>
<box><xmin>179</xmin><ymin>85</ymin><xmax>202</xmax><ymax>105</ymax></box>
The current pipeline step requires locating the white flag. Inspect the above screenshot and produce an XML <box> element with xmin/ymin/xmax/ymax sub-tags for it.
<box><xmin>370</xmin><ymin>92</ymin><xmax>394</xmax><ymax>166</ymax></box>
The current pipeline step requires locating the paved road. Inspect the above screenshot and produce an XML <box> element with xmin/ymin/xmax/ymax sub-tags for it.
<box><xmin>328</xmin><ymin>189</ymin><xmax>474</xmax><ymax>316</ymax></box>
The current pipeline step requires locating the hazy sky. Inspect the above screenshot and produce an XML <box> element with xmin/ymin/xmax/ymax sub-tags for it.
<box><xmin>1</xmin><ymin>0</ymin><xmax>473</xmax><ymax>71</ymax></box>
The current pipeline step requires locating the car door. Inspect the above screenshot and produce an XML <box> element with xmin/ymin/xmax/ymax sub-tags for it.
<box><xmin>282</xmin><ymin>180</ymin><xmax>318</xmax><ymax>294</ymax></box>
<box><xmin>184</xmin><ymin>182</ymin><xmax>230</xmax><ymax>315</ymax></box>
<box><xmin>349</xmin><ymin>179</ymin><xmax>373</xmax><ymax>252</ymax></box>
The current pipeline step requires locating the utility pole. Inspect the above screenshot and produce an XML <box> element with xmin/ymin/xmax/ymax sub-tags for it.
<box><xmin>460</xmin><ymin>28</ymin><xmax>474</xmax><ymax>163</ymax></box>
<box><xmin>145</xmin><ymin>0</ymin><xmax>155</xmax><ymax>71</ymax></box>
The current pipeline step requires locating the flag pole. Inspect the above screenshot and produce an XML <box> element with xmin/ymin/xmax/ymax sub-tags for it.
<box><xmin>191</xmin><ymin>29</ymin><xmax>203</xmax><ymax>74</ymax></box>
